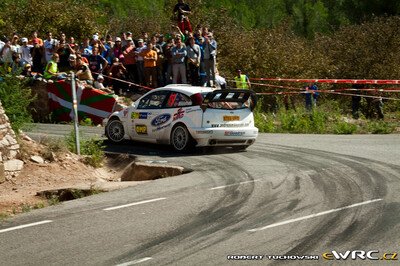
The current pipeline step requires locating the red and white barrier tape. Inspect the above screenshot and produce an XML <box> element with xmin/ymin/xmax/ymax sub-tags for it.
<box><xmin>92</xmin><ymin>71</ymin><xmax>153</xmax><ymax>91</ymax></box>
<box><xmin>249</xmin><ymin>78</ymin><xmax>400</xmax><ymax>85</ymax></box>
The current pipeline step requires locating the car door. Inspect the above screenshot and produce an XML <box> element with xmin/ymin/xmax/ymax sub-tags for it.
<box><xmin>155</xmin><ymin>91</ymin><xmax>199</xmax><ymax>142</ymax></box>
<box><xmin>130</xmin><ymin>90</ymin><xmax>171</xmax><ymax>142</ymax></box>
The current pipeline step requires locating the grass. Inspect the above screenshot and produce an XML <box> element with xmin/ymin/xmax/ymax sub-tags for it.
<box><xmin>254</xmin><ymin>102</ymin><xmax>398</xmax><ymax>134</ymax></box>
<box><xmin>64</xmin><ymin>130</ymin><xmax>105</xmax><ymax>168</ymax></box>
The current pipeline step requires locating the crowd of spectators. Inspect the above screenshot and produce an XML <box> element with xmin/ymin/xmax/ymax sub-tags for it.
<box><xmin>0</xmin><ymin>1</ymin><xmax>222</xmax><ymax>94</ymax></box>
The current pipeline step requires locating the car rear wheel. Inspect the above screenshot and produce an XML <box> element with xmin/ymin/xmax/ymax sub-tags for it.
<box><xmin>171</xmin><ymin>124</ymin><xmax>194</xmax><ymax>152</ymax></box>
<box><xmin>106</xmin><ymin>119</ymin><xmax>125</xmax><ymax>143</ymax></box>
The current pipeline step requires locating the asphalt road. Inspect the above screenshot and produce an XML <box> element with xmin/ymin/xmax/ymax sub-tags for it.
<box><xmin>1</xmin><ymin>124</ymin><xmax>400</xmax><ymax>265</ymax></box>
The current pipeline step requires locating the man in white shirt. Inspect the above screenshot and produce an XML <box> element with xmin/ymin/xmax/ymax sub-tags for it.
<box><xmin>44</xmin><ymin>32</ymin><xmax>57</xmax><ymax>62</ymax></box>
<box><xmin>20</xmin><ymin>38</ymin><xmax>33</xmax><ymax>67</ymax></box>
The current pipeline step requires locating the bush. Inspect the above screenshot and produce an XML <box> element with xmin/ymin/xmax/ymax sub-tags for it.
<box><xmin>333</xmin><ymin>121</ymin><xmax>357</xmax><ymax>134</ymax></box>
<box><xmin>65</xmin><ymin>131</ymin><xmax>105</xmax><ymax>168</ymax></box>
<box><xmin>0</xmin><ymin>67</ymin><xmax>34</xmax><ymax>133</ymax></box>
<box><xmin>367</xmin><ymin>121</ymin><xmax>396</xmax><ymax>134</ymax></box>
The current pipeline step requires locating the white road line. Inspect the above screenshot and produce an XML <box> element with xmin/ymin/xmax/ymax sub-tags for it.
<box><xmin>210</xmin><ymin>179</ymin><xmax>261</xmax><ymax>190</ymax></box>
<box><xmin>116</xmin><ymin>257</ymin><xmax>153</xmax><ymax>266</ymax></box>
<box><xmin>103</xmin><ymin>198</ymin><xmax>167</xmax><ymax>211</ymax></box>
<box><xmin>248</xmin><ymin>198</ymin><xmax>383</xmax><ymax>232</ymax></box>
<box><xmin>0</xmin><ymin>220</ymin><xmax>53</xmax><ymax>234</ymax></box>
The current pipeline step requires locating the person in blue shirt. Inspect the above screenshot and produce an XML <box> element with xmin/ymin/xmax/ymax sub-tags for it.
<box><xmin>304</xmin><ymin>83</ymin><xmax>319</xmax><ymax>111</ymax></box>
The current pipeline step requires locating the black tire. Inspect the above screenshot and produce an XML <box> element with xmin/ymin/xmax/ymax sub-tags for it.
<box><xmin>170</xmin><ymin>124</ymin><xmax>194</xmax><ymax>152</ymax></box>
<box><xmin>105</xmin><ymin>119</ymin><xmax>125</xmax><ymax>143</ymax></box>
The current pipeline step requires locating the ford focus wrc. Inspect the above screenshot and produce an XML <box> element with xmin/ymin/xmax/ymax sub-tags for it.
<box><xmin>104</xmin><ymin>85</ymin><xmax>258</xmax><ymax>151</ymax></box>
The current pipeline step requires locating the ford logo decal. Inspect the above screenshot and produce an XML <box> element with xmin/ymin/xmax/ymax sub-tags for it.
<box><xmin>151</xmin><ymin>114</ymin><xmax>171</xmax><ymax>127</ymax></box>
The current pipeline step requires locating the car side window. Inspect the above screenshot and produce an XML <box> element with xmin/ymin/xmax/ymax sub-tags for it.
<box><xmin>166</xmin><ymin>92</ymin><xmax>192</xmax><ymax>108</ymax></box>
<box><xmin>138</xmin><ymin>91</ymin><xmax>169</xmax><ymax>109</ymax></box>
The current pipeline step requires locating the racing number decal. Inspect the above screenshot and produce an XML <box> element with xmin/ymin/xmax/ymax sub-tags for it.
<box><xmin>173</xmin><ymin>108</ymin><xmax>185</xmax><ymax>121</ymax></box>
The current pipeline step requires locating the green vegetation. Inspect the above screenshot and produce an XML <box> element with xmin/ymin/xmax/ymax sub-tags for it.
<box><xmin>65</xmin><ymin>131</ymin><xmax>105</xmax><ymax>168</ymax></box>
<box><xmin>0</xmin><ymin>67</ymin><xmax>34</xmax><ymax>133</ymax></box>
<box><xmin>254</xmin><ymin>104</ymin><xmax>398</xmax><ymax>134</ymax></box>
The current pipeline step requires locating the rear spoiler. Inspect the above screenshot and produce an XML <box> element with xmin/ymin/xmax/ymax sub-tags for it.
<box><xmin>201</xmin><ymin>89</ymin><xmax>258</xmax><ymax>111</ymax></box>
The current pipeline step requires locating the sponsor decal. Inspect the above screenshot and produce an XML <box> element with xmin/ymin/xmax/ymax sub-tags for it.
<box><xmin>186</xmin><ymin>108</ymin><xmax>201</xmax><ymax>114</ymax></box>
<box><xmin>152</xmin><ymin>123</ymin><xmax>172</xmax><ymax>132</ymax></box>
<box><xmin>225</xmin><ymin>131</ymin><xmax>245</xmax><ymax>136</ymax></box>
<box><xmin>131</xmin><ymin>112</ymin><xmax>149</xmax><ymax>119</ymax></box>
<box><xmin>123</xmin><ymin>109</ymin><xmax>129</xmax><ymax>117</ymax></box>
<box><xmin>173</xmin><ymin>108</ymin><xmax>185</xmax><ymax>121</ymax></box>
<box><xmin>211</xmin><ymin>122</ymin><xmax>250</xmax><ymax>128</ymax></box>
<box><xmin>135</xmin><ymin>125</ymin><xmax>148</xmax><ymax>135</ymax></box>
<box><xmin>196</xmin><ymin>130</ymin><xmax>213</xmax><ymax>134</ymax></box>
<box><xmin>151</xmin><ymin>113</ymin><xmax>171</xmax><ymax>126</ymax></box>
<box><xmin>223</xmin><ymin>115</ymin><xmax>240</xmax><ymax>121</ymax></box>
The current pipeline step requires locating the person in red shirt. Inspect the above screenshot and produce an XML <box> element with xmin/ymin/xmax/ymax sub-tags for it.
<box><xmin>28</xmin><ymin>30</ymin><xmax>43</xmax><ymax>47</ymax></box>
<box><xmin>122</xmin><ymin>37</ymin><xmax>137</xmax><ymax>83</ymax></box>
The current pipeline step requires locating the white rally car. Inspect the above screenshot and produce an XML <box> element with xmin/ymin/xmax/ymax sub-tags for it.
<box><xmin>104</xmin><ymin>85</ymin><xmax>258</xmax><ymax>151</ymax></box>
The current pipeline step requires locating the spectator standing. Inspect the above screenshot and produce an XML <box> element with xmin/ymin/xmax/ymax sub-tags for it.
<box><xmin>88</xmin><ymin>46</ymin><xmax>108</xmax><ymax>79</ymax></box>
<box><xmin>171</xmin><ymin>37</ymin><xmax>187</xmax><ymax>84</ymax></box>
<box><xmin>108</xmin><ymin>57</ymin><xmax>128</xmax><ymax>94</ymax></box>
<box><xmin>135</xmin><ymin>39</ymin><xmax>147</xmax><ymax>85</ymax></box>
<box><xmin>122</xmin><ymin>37</ymin><xmax>137</xmax><ymax>83</ymax></box>
<box><xmin>304</xmin><ymin>83</ymin><xmax>318</xmax><ymax>111</ymax></box>
<box><xmin>57</xmin><ymin>33</ymin><xmax>73</xmax><ymax>71</ymax></box>
<box><xmin>44</xmin><ymin>32</ymin><xmax>57</xmax><ymax>63</ymax></box>
<box><xmin>20</xmin><ymin>37</ymin><xmax>33</xmax><ymax>67</ymax></box>
<box><xmin>234</xmin><ymin>69</ymin><xmax>251</xmax><ymax>89</ymax></box>
<box><xmin>173</xmin><ymin>0</ymin><xmax>192</xmax><ymax>33</ymax></box>
<box><xmin>10</xmin><ymin>34</ymin><xmax>21</xmax><ymax>56</ymax></box>
<box><xmin>31</xmin><ymin>39</ymin><xmax>44</xmax><ymax>73</ymax></box>
<box><xmin>150</xmin><ymin>36</ymin><xmax>164</xmax><ymax>86</ymax></box>
<box><xmin>203</xmin><ymin>32</ymin><xmax>217</xmax><ymax>87</ymax></box>
<box><xmin>80</xmin><ymin>37</ymin><xmax>92</xmax><ymax>58</ymax></box>
<box><xmin>141</xmin><ymin>42</ymin><xmax>158</xmax><ymax>88</ymax></box>
<box><xmin>163</xmin><ymin>38</ymin><xmax>175</xmax><ymax>84</ymax></box>
<box><xmin>0</xmin><ymin>38</ymin><xmax>13</xmax><ymax>64</ymax></box>
<box><xmin>68</xmin><ymin>37</ymin><xmax>78</xmax><ymax>52</ymax></box>
<box><xmin>111</xmin><ymin>37</ymin><xmax>123</xmax><ymax>61</ymax></box>
<box><xmin>186</xmin><ymin>37</ymin><xmax>200</xmax><ymax>85</ymax></box>
<box><xmin>101</xmin><ymin>36</ymin><xmax>112</xmax><ymax>64</ymax></box>
<box><xmin>28</xmin><ymin>30</ymin><xmax>43</xmax><ymax>47</ymax></box>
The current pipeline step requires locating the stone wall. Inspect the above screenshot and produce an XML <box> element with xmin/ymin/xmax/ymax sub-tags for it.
<box><xmin>0</xmin><ymin>100</ymin><xmax>23</xmax><ymax>183</ymax></box>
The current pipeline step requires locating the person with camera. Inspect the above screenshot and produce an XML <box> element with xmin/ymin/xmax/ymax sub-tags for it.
<box><xmin>44</xmin><ymin>32</ymin><xmax>57</xmax><ymax>63</ymax></box>
<box><xmin>57</xmin><ymin>33</ymin><xmax>74</xmax><ymax>71</ymax></box>
<box><xmin>202</xmin><ymin>32</ymin><xmax>217</xmax><ymax>87</ymax></box>
<box><xmin>173</xmin><ymin>0</ymin><xmax>192</xmax><ymax>33</ymax></box>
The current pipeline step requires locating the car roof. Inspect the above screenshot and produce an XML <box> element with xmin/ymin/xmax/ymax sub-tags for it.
<box><xmin>150</xmin><ymin>85</ymin><xmax>214</xmax><ymax>96</ymax></box>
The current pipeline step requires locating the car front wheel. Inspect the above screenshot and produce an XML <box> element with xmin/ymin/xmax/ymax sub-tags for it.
<box><xmin>106</xmin><ymin>119</ymin><xmax>125</xmax><ymax>143</ymax></box>
<box><xmin>170</xmin><ymin>124</ymin><xmax>194</xmax><ymax>152</ymax></box>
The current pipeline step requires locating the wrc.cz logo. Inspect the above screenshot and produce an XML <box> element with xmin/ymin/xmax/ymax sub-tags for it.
<box><xmin>322</xmin><ymin>250</ymin><xmax>398</xmax><ymax>260</ymax></box>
